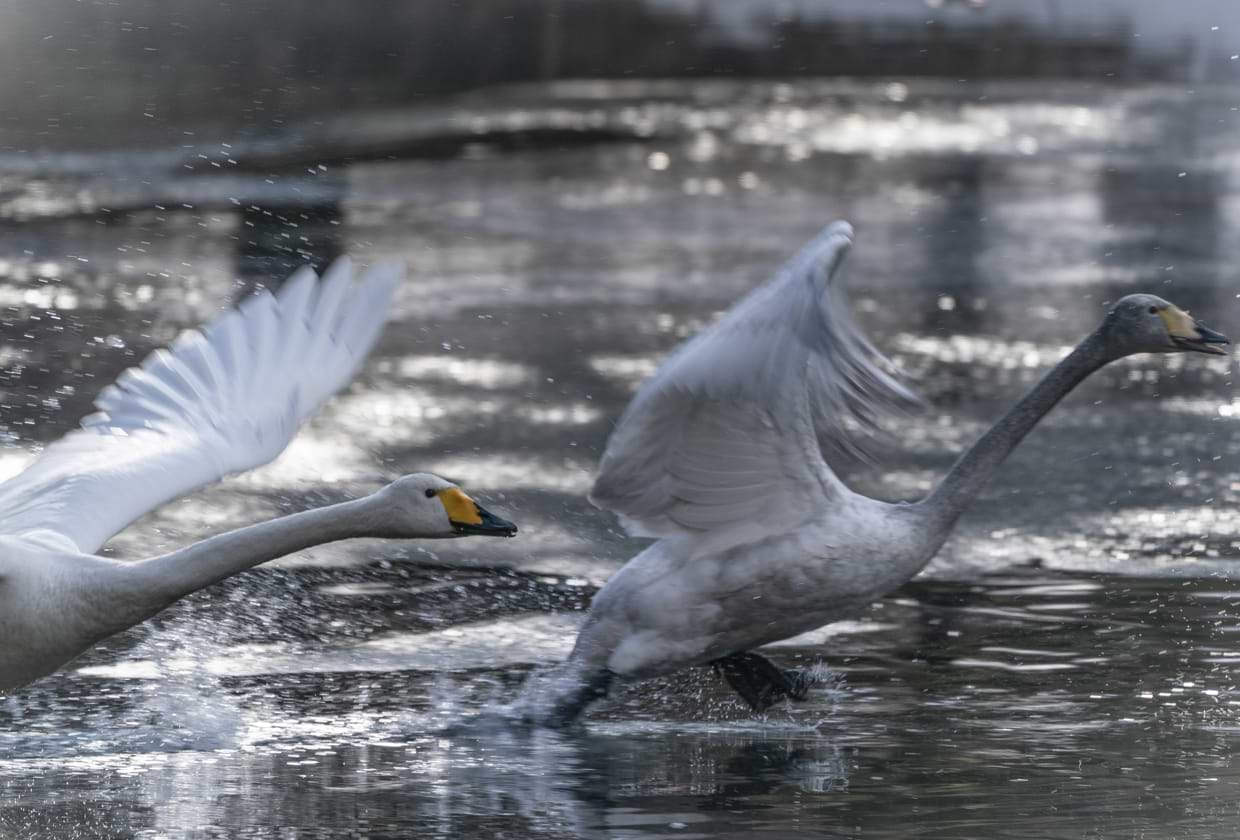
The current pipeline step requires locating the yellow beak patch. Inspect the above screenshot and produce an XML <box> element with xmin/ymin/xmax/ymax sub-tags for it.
<box><xmin>436</xmin><ymin>487</ymin><xmax>482</xmax><ymax>525</ymax></box>
<box><xmin>1159</xmin><ymin>305</ymin><xmax>1201</xmax><ymax>339</ymax></box>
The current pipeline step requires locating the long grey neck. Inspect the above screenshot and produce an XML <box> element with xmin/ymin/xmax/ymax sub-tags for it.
<box><xmin>124</xmin><ymin>495</ymin><xmax>387</xmax><ymax>610</ymax></box>
<box><xmin>917</xmin><ymin>330</ymin><xmax>1117</xmax><ymax>530</ymax></box>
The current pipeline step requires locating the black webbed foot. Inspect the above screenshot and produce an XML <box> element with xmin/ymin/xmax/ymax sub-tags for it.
<box><xmin>710</xmin><ymin>652</ymin><xmax>815</xmax><ymax>713</ymax></box>
<box><xmin>541</xmin><ymin>668</ymin><xmax>615</xmax><ymax>729</ymax></box>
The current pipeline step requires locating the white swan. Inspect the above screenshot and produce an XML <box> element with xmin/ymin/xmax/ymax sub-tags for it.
<box><xmin>520</xmin><ymin>221</ymin><xmax>1228</xmax><ymax>725</ymax></box>
<box><xmin>0</xmin><ymin>259</ymin><xmax>516</xmax><ymax>692</ymax></box>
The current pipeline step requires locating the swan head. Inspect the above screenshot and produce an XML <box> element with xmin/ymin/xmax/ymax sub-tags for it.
<box><xmin>376</xmin><ymin>473</ymin><xmax>518</xmax><ymax>539</ymax></box>
<box><xmin>1101</xmin><ymin>294</ymin><xmax>1229</xmax><ymax>357</ymax></box>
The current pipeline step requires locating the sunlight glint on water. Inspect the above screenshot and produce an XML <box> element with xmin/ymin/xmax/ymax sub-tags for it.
<box><xmin>2</xmin><ymin>79</ymin><xmax>1240</xmax><ymax>838</ymax></box>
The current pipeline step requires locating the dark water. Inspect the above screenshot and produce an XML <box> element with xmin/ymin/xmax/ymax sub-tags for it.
<box><xmin>2</xmin><ymin>78</ymin><xmax>1240</xmax><ymax>838</ymax></box>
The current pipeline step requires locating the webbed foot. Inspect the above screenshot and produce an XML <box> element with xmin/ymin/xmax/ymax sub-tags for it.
<box><xmin>710</xmin><ymin>652</ymin><xmax>815</xmax><ymax>713</ymax></box>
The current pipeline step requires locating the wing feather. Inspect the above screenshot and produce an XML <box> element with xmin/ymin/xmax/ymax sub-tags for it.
<box><xmin>590</xmin><ymin>222</ymin><xmax>915</xmax><ymax>538</ymax></box>
<box><xmin>0</xmin><ymin>258</ymin><xmax>403</xmax><ymax>554</ymax></box>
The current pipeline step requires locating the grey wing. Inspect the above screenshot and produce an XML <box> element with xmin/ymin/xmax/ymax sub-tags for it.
<box><xmin>590</xmin><ymin>221</ymin><xmax>916</xmax><ymax>538</ymax></box>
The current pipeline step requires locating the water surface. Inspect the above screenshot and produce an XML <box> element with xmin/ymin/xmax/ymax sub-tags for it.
<box><xmin>2</xmin><ymin>78</ymin><xmax>1240</xmax><ymax>838</ymax></box>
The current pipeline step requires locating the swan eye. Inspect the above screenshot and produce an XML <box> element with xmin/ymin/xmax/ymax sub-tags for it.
<box><xmin>425</xmin><ymin>488</ymin><xmax>437</xmax><ymax>499</ymax></box>
<box><xmin>1148</xmin><ymin>306</ymin><xmax>1158</xmax><ymax>314</ymax></box>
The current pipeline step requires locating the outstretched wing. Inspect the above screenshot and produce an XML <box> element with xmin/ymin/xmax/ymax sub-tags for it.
<box><xmin>0</xmin><ymin>258</ymin><xmax>402</xmax><ymax>554</ymax></box>
<box><xmin>589</xmin><ymin>222</ymin><xmax>915</xmax><ymax>539</ymax></box>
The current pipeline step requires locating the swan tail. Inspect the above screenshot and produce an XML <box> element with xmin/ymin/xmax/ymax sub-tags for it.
<box><xmin>711</xmin><ymin>651</ymin><xmax>814</xmax><ymax>713</ymax></box>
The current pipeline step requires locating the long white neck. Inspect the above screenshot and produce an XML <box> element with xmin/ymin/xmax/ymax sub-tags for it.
<box><xmin>119</xmin><ymin>494</ymin><xmax>389</xmax><ymax>614</ymax></box>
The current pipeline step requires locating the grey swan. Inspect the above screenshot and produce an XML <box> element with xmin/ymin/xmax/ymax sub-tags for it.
<box><xmin>516</xmin><ymin>221</ymin><xmax>1228</xmax><ymax>726</ymax></box>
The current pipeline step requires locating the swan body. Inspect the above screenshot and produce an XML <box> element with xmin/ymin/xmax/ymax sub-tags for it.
<box><xmin>0</xmin><ymin>260</ymin><xmax>516</xmax><ymax>692</ymax></box>
<box><xmin>587</xmin><ymin>496</ymin><xmax>928</xmax><ymax>679</ymax></box>
<box><xmin>520</xmin><ymin>221</ymin><xmax>1228</xmax><ymax>725</ymax></box>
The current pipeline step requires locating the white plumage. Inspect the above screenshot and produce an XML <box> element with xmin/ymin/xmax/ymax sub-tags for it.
<box><xmin>0</xmin><ymin>259</ymin><xmax>517</xmax><ymax>692</ymax></box>
<box><xmin>0</xmin><ymin>259</ymin><xmax>398</xmax><ymax>556</ymax></box>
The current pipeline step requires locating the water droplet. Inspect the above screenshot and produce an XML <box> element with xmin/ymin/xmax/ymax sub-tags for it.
<box><xmin>884</xmin><ymin>82</ymin><xmax>908</xmax><ymax>103</ymax></box>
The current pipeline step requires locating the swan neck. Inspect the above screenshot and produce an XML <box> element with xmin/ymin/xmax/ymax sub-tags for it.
<box><xmin>128</xmin><ymin>495</ymin><xmax>383</xmax><ymax>606</ymax></box>
<box><xmin>919</xmin><ymin>330</ymin><xmax>1115</xmax><ymax>529</ymax></box>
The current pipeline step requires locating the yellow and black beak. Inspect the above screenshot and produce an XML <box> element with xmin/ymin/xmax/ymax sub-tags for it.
<box><xmin>1161</xmin><ymin>306</ymin><xmax>1231</xmax><ymax>356</ymax></box>
<box><xmin>436</xmin><ymin>487</ymin><xmax>518</xmax><ymax>537</ymax></box>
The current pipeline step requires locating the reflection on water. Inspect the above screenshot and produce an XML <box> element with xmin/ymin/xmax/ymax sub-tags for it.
<box><xmin>5</xmin><ymin>574</ymin><xmax>1240</xmax><ymax>838</ymax></box>
<box><xmin>3</xmin><ymin>78</ymin><xmax>1240</xmax><ymax>836</ymax></box>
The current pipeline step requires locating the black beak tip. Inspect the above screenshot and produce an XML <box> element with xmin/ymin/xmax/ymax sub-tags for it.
<box><xmin>453</xmin><ymin>507</ymin><xmax>519</xmax><ymax>538</ymax></box>
<box><xmin>492</xmin><ymin>518</ymin><xmax>519</xmax><ymax>538</ymax></box>
<box><xmin>1175</xmin><ymin>323</ymin><xmax>1230</xmax><ymax>355</ymax></box>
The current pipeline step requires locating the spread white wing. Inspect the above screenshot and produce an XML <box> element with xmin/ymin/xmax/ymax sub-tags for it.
<box><xmin>0</xmin><ymin>258</ymin><xmax>402</xmax><ymax>554</ymax></box>
<box><xmin>589</xmin><ymin>222</ymin><xmax>915</xmax><ymax>538</ymax></box>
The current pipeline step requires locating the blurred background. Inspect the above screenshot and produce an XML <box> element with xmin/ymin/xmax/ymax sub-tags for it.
<box><xmin>4</xmin><ymin>0</ymin><xmax>1240</xmax><ymax>149</ymax></box>
<box><xmin>5</xmin><ymin>3</ymin><xmax>1240</xmax><ymax>839</ymax></box>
